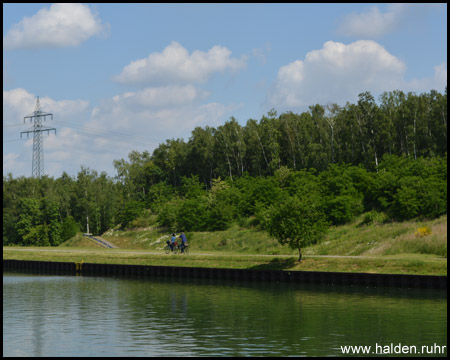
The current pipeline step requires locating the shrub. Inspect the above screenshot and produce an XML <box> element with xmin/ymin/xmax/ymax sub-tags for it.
<box><xmin>360</xmin><ymin>210</ymin><xmax>388</xmax><ymax>226</ymax></box>
<box><xmin>178</xmin><ymin>197</ymin><xmax>209</xmax><ymax>231</ymax></box>
<box><xmin>414</xmin><ymin>226</ymin><xmax>432</xmax><ymax>238</ymax></box>
<box><xmin>120</xmin><ymin>201</ymin><xmax>146</xmax><ymax>229</ymax></box>
<box><xmin>156</xmin><ymin>198</ymin><xmax>182</xmax><ymax>231</ymax></box>
<box><xmin>326</xmin><ymin>194</ymin><xmax>363</xmax><ymax>225</ymax></box>
<box><xmin>392</xmin><ymin>185</ymin><xmax>421</xmax><ymax>220</ymax></box>
<box><xmin>60</xmin><ymin>216</ymin><xmax>80</xmax><ymax>241</ymax></box>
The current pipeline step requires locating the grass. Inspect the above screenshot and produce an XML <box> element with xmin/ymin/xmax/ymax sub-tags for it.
<box><xmin>304</xmin><ymin>213</ymin><xmax>447</xmax><ymax>257</ymax></box>
<box><xmin>3</xmin><ymin>248</ymin><xmax>446</xmax><ymax>275</ymax></box>
<box><xmin>3</xmin><ymin>213</ymin><xmax>447</xmax><ymax>276</ymax></box>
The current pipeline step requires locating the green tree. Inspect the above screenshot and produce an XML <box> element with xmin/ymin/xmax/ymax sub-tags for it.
<box><xmin>15</xmin><ymin>198</ymin><xmax>42</xmax><ymax>245</ymax></box>
<box><xmin>60</xmin><ymin>216</ymin><xmax>80</xmax><ymax>242</ymax></box>
<box><xmin>120</xmin><ymin>201</ymin><xmax>145</xmax><ymax>229</ymax></box>
<box><xmin>266</xmin><ymin>195</ymin><xmax>328</xmax><ymax>261</ymax></box>
<box><xmin>156</xmin><ymin>198</ymin><xmax>182</xmax><ymax>231</ymax></box>
<box><xmin>41</xmin><ymin>198</ymin><xmax>62</xmax><ymax>246</ymax></box>
<box><xmin>152</xmin><ymin>139</ymin><xmax>189</xmax><ymax>187</ymax></box>
<box><xmin>23</xmin><ymin>224</ymin><xmax>50</xmax><ymax>246</ymax></box>
<box><xmin>235</xmin><ymin>175</ymin><xmax>282</xmax><ymax>217</ymax></box>
<box><xmin>147</xmin><ymin>181</ymin><xmax>175</xmax><ymax>211</ymax></box>
<box><xmin>206</xmin><ymin>178</ymin><xmax>239</xmax><ymax>230</ymax></box>
<box><xmin>179</xmin><ymin>175</ymin><xmax>205</xmax><ymax>199</ymax></box>
<box><xmin>187</xmin><ymin>126</ymin><xmax>216</xmax><ymax>188</ymax></box>
<box><xmin>319</xmin><ymin>164</ymin><xmax>364</xmax><ymax>225</ymax></box>
<box><xmin>178</xmin><ymin>196</ymin><xmax>209</xmax><ymax>231</ymax></box>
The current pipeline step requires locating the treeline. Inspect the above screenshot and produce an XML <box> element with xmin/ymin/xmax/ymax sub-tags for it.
<box><xmin>115</xmin><ymin>89</ymin><xmax>447</xmax><ymax>191</ymax></box>
<box><xmin>3</xmin><ymin>89</ymin><xmax>447</xmax><ymax>246</ymax></box>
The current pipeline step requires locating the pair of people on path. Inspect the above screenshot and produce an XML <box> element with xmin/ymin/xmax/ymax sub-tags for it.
<box><xmin>169</xmin><ymin>232</ymin><xmax>188</xmax><ymax>253</ymax></box>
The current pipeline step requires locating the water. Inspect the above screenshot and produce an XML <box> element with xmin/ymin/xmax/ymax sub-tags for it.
<box><xmin>3</xmin><ymin>271</ymin><xmax>447</xmax><ymax>357</ymax></box>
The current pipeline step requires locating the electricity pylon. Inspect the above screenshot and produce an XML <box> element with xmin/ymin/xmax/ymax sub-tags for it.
<box><xmin>20</xmin><ymin>97</ymin><xmax>56</xmax><ymax>178</ymax></box>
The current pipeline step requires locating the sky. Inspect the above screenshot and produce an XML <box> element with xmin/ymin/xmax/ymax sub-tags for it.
<box><xmin>3</xmin><ymin>3</ymin><xmax>447</xmax><ymax>179</ymax></box>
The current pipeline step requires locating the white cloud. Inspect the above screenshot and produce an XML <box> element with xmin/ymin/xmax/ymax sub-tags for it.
<box><xmin>407</xmin><ymin>61</ymin><xmax>447</xmax><ymax>92</ymax></box>
<box><xmin>89</xmin><ymin>87</ymin><xmax>233</xmax><ymax>137</ymax></box>
<box><xmin>268</xmin><ymin>40</ymin><xmax>407</xmax><ymax>109</ymax></box>
<box><xmin>337</xmin><ymin>4</ymin><xmax>442</xmax><ymax>38</ymax></box>
<box><xmin>3</xmin><ymin>88</ymin><xmax>37</xmax><ymax>117</ymax></box>
<box><xmin>11</xmin><ymin>55</ymin><xmax>240</xmax><ymax>178</ymax></box>
<box><xmin>110</xmin><ymin>85</ymin><xmax>209</xmax><ymax>109</ymax></box>
<box><xmin>434</xmin><ymin>61</ymin><xmax>448</xmax><ymax>88</ymax></box>
<box><xmin>3</xmin><ymin>88</ymin><xmax>89</xmax><ymax>121</ymax></box>
<box><xmin>114</xmin><ymin>41</ymin><xmax>247</xmax><ymax>85</ymax></box>
<box><xmin>3</xmin><ymin>153</ymin><xmax>20</xmax><ymax>171</ymax></box>
<box><xmin>4</xmin><ymin>3</ymin><xmax>108</xmax><ymax>50</ymax></box>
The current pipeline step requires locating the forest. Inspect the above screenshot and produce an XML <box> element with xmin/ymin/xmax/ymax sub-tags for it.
<box><xmin>3</xmin><ymin>89</ymin><xmax>447</xmax><ymax>248</ymax></box>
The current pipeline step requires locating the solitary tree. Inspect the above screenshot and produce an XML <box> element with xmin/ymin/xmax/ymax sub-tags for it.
<box><xmin>266</xmin><ymin>195</ymin><xmax>328</xmax><ymax>262</ymax></box>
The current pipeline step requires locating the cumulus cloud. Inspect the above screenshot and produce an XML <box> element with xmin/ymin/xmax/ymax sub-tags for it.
<box><xmin>3</xmin><ymin>51</ymin><xmax>241</xmax><ymax>177</ymax></box>
<box><xmin>3</xmin><ymin>88</ymin><xmax>89</xmax><ymax>121</ymax></box>
<box><xmin>337</xmin><ymin>4</ymin><xmax>442</xmax><ymax>38</ymax></box>
<box><xmin>268</xmin><ymin>40</ymin><xmax>407</xmax><ymax>109</ymax></box>
<box><xmin>3</xmin><ymin>3</ymin><xmax>108</xmax><ymax>50</ymax></box>
<box><xmin>89</xmin><ymin>87</ymin><xmax>233</xmax><ymax>137</ymax></box>
<box><xmin>114</xmin><ymin>41</ymin><xmax>247</xmax><ymax>85</ymax></box>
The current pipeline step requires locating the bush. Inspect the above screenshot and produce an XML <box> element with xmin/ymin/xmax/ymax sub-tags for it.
<box><xmin>146</xmin><ymin>182</ymin><xmax>174</xmax><ymax>211</ymax></box>
<box><xmin>205</xmin><ymin>178</ymin><xmax>239</xmax><ymax>230</ymax></box>
<box><xmin>156</xmin><ymin>198</ymin><xmax>182</xmax><ymax>231</ymax></box>
<box><xmin>391</xmin><ymin>175</ymin><xmax>446</xmax><ymax>220</ymax></box>
<box><xmin>178</xmin><ymin>197</ymin><xmax>209</xmax><ymax>231</ymax></box>
<box><xmin>61</xmin><ymin>216</ymin><xmax>80</xmax><ymax>241</ymax></box>
<box><xmin>325</xmin><ymin>194</ymin><xmax>364</xmax><ymax>225</ymax></box>
<box><xmin>360</xmin><ymin>210</ymin><xmax>388</xmax><ymax>226</ymax></box>
<box><xmin>392</xmin><ymin>185</ymin><xmax>421</xmax><ymax>220</ymax></box>
<box><xmin>120</xmin><ymin>201</ymin><xmax>146</xmax><ymax>229</ymax></box>
<box><xmin>236</xmin><ymin>176</ymin><xmax>282</xmax><ymax>217</ymax></box>
<box><xmin>414</xmin><ymin>226</ymin><xmax>432</xmax><ymax>238</ymax></box>
<box><xmin>420</xmin><ymin>177</ymin><xmax>447</xmax><ymax>218</ymax></box>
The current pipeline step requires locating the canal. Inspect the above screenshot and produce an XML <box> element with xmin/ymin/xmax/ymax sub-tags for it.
<box><xmin>3</xmin><ymin>271</ymin><xmax>447</xmax><ymax>357</ymax></box>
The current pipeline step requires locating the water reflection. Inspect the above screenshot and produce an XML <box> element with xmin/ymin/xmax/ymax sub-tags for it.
<box><xmin>3</xmin><ymin>271</ymin><xmax>447</xmax><ymax>357</ymax></box>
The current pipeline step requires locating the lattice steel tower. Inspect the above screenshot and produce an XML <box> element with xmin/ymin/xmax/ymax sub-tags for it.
<box><xmin>20</xmin><ymin>97</ymin><xmax>56</xmax><ymax>178</ymax></box>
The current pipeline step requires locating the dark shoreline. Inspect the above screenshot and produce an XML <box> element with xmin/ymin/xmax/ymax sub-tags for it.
<box><xmin>4</xmin><ymin>259</ymin><xmax>447</xmax><ymax>289</ymax></box>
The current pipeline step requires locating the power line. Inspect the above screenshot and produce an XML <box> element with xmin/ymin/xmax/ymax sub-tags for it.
<box><xmin>52</xmin><ymin>119</ymin><xmax>164</xmax><ymax>144</ymax></box>
<box><xmin>5</xmin><ymin>114</ymin><xmax>173</xmax><ymax>167</ymax></box>
<box><xmin>5</xmin><ymin>120</ymin><xmax>165</xmax><ymax>148</ymax></box>
<box><xmin>3</xmin><ymin>132</ymin><xmax>158</xmax><ymax>157</ymax></box>
<box><xmin>44</xmin><ymin>133</ymin><xmax>151</xmax><ymax>156</ymax></box>
<box><xmin>3</xmin><ymin>123</ymin><xmax>29</xmax><ymax>128</ymax></box>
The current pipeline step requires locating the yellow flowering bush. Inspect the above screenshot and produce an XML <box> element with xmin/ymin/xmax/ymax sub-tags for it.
<box><xmin>414</xmin><ymin>226</ymin><xmax>432</xmax><ymax>238</ymax></box>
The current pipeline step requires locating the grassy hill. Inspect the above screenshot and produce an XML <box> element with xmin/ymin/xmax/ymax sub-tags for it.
<box><xmin>64</xmin><ymin>212</ymin><xmax>447</xmax><ymax>259</ymax></box>
<box><xmin>5</xmin><ymin>213</ymin><xmax>446</xmax><ymax>275</ymax></box>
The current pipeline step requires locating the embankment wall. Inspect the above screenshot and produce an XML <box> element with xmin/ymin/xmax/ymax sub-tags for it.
<box><xmin>3</xmin><ymin>259</ymin><xmax>446</xmax><ymax>289</ymax></box>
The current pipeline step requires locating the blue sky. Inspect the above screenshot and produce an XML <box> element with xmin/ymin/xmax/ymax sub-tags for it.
<box><xmin>3</xmin><ymin>3</ymin><xmax>447</xmax><ymax>178</ymax></box>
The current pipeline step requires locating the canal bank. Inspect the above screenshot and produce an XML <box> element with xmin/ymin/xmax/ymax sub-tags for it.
<box><xmin>3</xmin><ymin>259</ymin><xmax>447</xmax><ymax>289</ymax></box>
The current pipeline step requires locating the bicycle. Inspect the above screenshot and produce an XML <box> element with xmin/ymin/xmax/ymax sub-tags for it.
<box><xmin>164</xmin><ymin>241</ymin><xmax>179</xmax><ymax>254</ymax></box>
<box><xmin>178</xmin><ymin>243</ymin><xmax>189</xmax><ymax>255</ymax></box>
